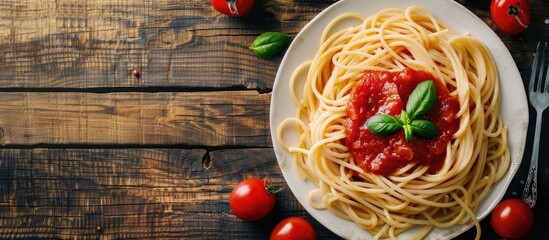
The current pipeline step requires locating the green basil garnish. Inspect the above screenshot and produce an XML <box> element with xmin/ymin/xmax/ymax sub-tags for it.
<box><xmin>400</xmin><ymin>110</ymin><xmax>411</xmax><ymax>125</ymax></box>
<box><xmin>406</xmin><ymin>80</ymin><xmax>437</xmax><ymax>119</ymax></box>
<box><xmin>410</xmin><ymin>119</ymin><xmax>437</xmax><ymax>139</ymax></box>
<box><xmin>366</xmin><ymin>80</ymin><xmax>438</xmax><ymax>142</ymax></box>
<box><xmin>366</xmin><ymin>114</ymin><xmax>403</xmax><ymax>136</ymax></box>
<box><xmin>249</xmin><ymin>32</ymin><xmax>290</xmax><ymax>59</ymax></box>
<box><xmin>403</xmin><ymin>124</ymin><xmax>413</xmax><ymax>143</ymax></box>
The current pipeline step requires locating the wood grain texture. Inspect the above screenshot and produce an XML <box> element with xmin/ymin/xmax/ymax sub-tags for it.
<box><xmin>1</xmin><ymin>147</ymin><xmax>548</xmax><ymax>239</ymax></box>
<box><xmin>0</xmin><ymin>0</ymin><xmax>335</xmax><ymax>90</ymax></box>
<box><xmin>0</xmin><ymin>0</ymin><xmax>546</xmax><ymax>90</ymax></box>
<box><xmin>0</xmin><ymin>148</ymin><xmax>339</xmax><ymax>239</ymax></box>
<box><xmin>0</xmin><ymin>91</ymin><xmax>270</xmax><ymax>146</ymax></box>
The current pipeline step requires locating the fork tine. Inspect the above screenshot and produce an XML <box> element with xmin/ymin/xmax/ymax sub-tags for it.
<box><xmin>537</xmin><ymin>42</ymin><xmax>547</xmax><ymax>92</ymax></box>
<box><xmin>544</xmin><ymin>43</ymin><xmax>549</xmax><ymax>93</ymax></box>
<box><xmin>530</xmin><ymin>42</ymin><xmax>542</xmax><ymax>93</ymax></box>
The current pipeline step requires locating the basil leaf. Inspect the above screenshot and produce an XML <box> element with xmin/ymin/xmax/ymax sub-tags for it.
<box><xmin>406</xmin><ymin>80</ymin><xmax>437</xmax><ymax>119</ymax></box>
<box><xmin>366</xmin><ymin>114</ymin><xmax>403</xmax><ymax>136</ymax></box>
<box><xmin>400</xmin><ymin>110</ymin><xmax>411</xmax><ymax>125</ymax></box>
<box><xmin>403</xmin><ymin>124</ymin><xmax>413</xmax><ymax>142</ymax></box>
<box><xmin>250</xmin><ymin>32</ymin><xmax>290</xmax><ymax>59</ymax></box>
<box><xmin>410</xmin><ymin>119</ymin><xmax>437</xmax><ymax>139</ymax></box>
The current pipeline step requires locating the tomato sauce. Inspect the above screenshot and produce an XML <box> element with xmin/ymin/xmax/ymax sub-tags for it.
<box><xmin>344</xmin><ymin>68</ymin><xmax>460</xmax><ymax>175</ymax></box>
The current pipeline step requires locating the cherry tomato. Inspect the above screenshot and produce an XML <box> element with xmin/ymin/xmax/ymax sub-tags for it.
<box><xmin>270</xmin><ymin>217</ymin><xmax>317</xmax><ymax>240</ymax></box>
<box><xmin>210</xmin><ymin>0</ymin><xmax>255</xmax><ymax>17</ymax></box>
<box><xmin>229</xmin><ymin>178</ymin><xmax>277</xmax><ymax>221</ymax></box>
<box><xmin>490</xmin><ymin>198</ymin><xmax>534</xmax><ymax>239</ymax></box>
<box><xmin>490</xmin><ymin>0</ymin><xmax>530</xmax><ymax>35</ymax></box>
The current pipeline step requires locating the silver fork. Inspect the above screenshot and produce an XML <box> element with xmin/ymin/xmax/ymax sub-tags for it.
<box><xmin>523</xmin><ymin>42</ymin><xmax>549</xmax><ymax>208</ymax></box>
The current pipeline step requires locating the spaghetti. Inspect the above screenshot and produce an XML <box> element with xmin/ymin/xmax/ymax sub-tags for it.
<box><xmin>277</xmin><ymin>6</ymin><xmax>509</xmax><ymax>240</ymax></box>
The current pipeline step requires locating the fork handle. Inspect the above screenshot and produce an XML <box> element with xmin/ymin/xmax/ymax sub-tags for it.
<box><xmin>522</xmin><ymin>112</ymin><xmax>542</xmax><ymax>208</ymax></box>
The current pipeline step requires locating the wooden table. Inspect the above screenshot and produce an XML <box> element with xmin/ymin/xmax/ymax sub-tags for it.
<box><xmin>0</xmin><ymin>0</ymin><xmax>547</xmax><ymax>239</ymax></box>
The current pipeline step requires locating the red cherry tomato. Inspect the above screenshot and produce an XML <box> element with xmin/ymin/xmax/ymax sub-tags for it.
<box><xmin>490</xmin><ymin>0</ymin><xmax>530</xmax><ymax>35</ymax></box>
<box><xmin>270</xmin><ymin>217</ymin><xmax>317</xmax><ymax>240</ymax></box>
<box><xmin>210</xmin><ymin>0</ymin><xmax>255</xmax><ymax>17</ymax></box>
<box><xmin>490</xmin><ymin>198</ymin><xmax>534</xmax><ymax>239</ymax></box>
<box><xmin>229</xmin><ymin>178</ymin><xmax>277</xmax><ymax>221</ymax></box>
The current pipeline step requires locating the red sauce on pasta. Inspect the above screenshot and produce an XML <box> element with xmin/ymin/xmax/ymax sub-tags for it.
<box><xmin>344</xmin><ymin>68</ymin><xmax>460</xmax><ymax>175</ymax></box>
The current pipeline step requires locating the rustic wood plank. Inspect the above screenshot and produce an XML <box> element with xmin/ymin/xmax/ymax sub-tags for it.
<box><xmin>0</xmin><ymin>2</ymin><xmax>543</xmax><ymax>84</ymax></box>
<box><xmin>0</xmin><ymin>148</ymin><xmax>340</xmax><ymax>239</ymax></box>
<box><xmin>0</xmin><ymin>0</ymin><xmax>334</xmax><ymax>90</ymax></box>
<box><xmin>0</xmin><ymin>91</ymin><xmax>271</xmax><ymax>146</ymax></box>
<box><xmin>0</xmin><ymin>146</ymin><xmax>548</xmax><ymax>239</ymax></box>
<box><xmin>0</xmin><ymin>0</ymin><xmax>546</xmax><ymax>90</ymax></box>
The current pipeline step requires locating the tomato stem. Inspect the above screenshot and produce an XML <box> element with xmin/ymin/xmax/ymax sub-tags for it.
<box><xmin>226</xmin><ymin>0</ymin><xmax>238</xmax><ymax>15</ymax></box>
<box><xmin>263</xmin><ymin>178</ymin><xmax>283</xmax><ymax>194</ymax></box>
<box><xmin>507</xmin><ymin>3</ymin><xmax>528</xmax><ymax>29</ymax></box>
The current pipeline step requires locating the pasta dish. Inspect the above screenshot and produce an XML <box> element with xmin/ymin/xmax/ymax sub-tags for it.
<box><xmin>276</xmin><ymin>6</ymin><xmax>509</xmax><ymax>240</ymax></box>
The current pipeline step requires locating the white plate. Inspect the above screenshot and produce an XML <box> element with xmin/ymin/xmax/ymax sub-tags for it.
<box><xmin>269</xmin><ymin>0</ymin><xmax>529</xmax><ymax>239</ymax></box>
